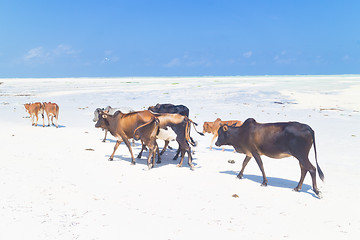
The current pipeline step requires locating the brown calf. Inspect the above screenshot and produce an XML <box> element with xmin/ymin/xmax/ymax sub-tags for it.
<box><xmin>24</xmin><ymin>102</ymin><xmax>45</xmax><ymax>127</ymax></box>
<box><xmin>43</xmin><ymin>102</ymin><xmax>59</xmax><ymax>128</ymax></box>
<box><xmin>203</xmin><ymin>118</ymin><xmax>243</xmax><ymax>150</ymax></box>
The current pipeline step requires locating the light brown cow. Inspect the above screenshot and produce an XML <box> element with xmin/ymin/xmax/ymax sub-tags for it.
<box><xmin>43</xmin><ymin>102</ymin><xmax>59</xmax><ymax>128</ymax></box>
<box><xmin>95</xmin><ymin>110</ymin><xmax>158</xmax><ymax>167</ymax></box>
<box><xmin>24</xmin><ymin>102</ymin><xmax>45</xmax><ymax>127</ymax></box>
<box><xmin>203</xmin><ymin>118</ymin><xmax>243</xmax><ymax>151</ymax></box>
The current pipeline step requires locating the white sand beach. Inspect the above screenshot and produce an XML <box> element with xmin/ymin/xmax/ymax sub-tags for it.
<box><xmin>0</xmin><ymin>75</ymin><xmax>360</xmax><ymax>239</ymax></box>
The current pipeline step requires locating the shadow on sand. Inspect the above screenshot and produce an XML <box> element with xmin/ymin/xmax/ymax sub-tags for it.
<box><xmin>220</xmin><ymin>170</ymin><xmax>318</xmax><ymax>198</ymax></box>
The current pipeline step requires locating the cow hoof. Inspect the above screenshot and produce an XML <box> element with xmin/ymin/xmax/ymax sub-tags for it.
<box><xmin>131</xmin><ymin>162</ymin><xmax>136</xmax><ymax>165</ymax></box>
<box><xmin>189</xmin><ymin>164</ymin><xmax>194</xmax><ymax>170</ymax></box>
<box><xmin>314</xmin><ymin>189</ymin><xmax>323</xmax><ymax>199</ymax></box>
<box><xmin>236</xmin><ymin>175</ymin><xmax>243</xmax><ymax>179</ymax></box>
<box><xmin>156</xmin><ymin>160</ymin><xmax>161</xmax><ymax>164</ymax></box>
<box><xmin>293</xmin><ymin>187</ymin><xmax>300</xmax><ymax>192</ymax></box>
<box><xmin>261</xmin><ymin>183</ymin><xmax>268</xmax><ymax>187</ymax></box>
<box><xmin>176</xmin><ymin>164</ymin><xmax>182</xmax><ymax>168</ymax></box>
<box><xmin>108</xmin><ymin>158</ymin><xmax>113</xmax><ymax>161</ymax></box>
<box><xmin>102</xmin><ymin>140</ymin><xmax>106</xmax><ymax>143</ymax></box>
<box><xmin>148</xmin><ymin>164</ymin><xmax>153</xmax><ymax>170</ymax></box>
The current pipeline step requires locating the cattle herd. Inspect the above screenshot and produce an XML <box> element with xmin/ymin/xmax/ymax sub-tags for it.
<box><xmin>24</xmin><ymin>102</ymin><xmax>325</xmax><ymax>197</ymax></box>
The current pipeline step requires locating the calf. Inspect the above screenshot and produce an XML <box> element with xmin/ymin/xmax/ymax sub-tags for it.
<box><xmin>43</xmin><ymin>102</ymin><xmax>59</xmax><ymax>128</ymax></box>
<box><xmin>24</xmin><ymin>102</ymin><xmax>45</xmax><ymax>127</ymax></box>
<box><xmin>93</xmin><ymin>106</ymin><xmax>134</xmax><ymax>142</ymax></box>
<box><xmin>203</xmin><ymin>118</ymin><xmax>243</xmax><ymax>150</ymax></box>
<box><xmin>95</xmin><ymin>110</ymin><xmax>156</xmax><ymax>167</ymax></box>
<box><xmin>215</xmin><ymin>118</ymin><xmax>324</xmax><ymax>197</ymax></box>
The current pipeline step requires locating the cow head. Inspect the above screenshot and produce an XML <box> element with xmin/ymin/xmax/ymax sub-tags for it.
<box><xmin>24</xmin><ymin>103</ymin><xmax>30</xmax><ymax>112</ymax></box>
<box><xmin>215</xmin><ymin>124</ymin><xmax>229</xmax><ymax>147</ymax></box>
<box><xmin>95</xmin><ymin>110</ymin><xmax>110</xmax><ymax>129</ymax></box>
<box><xmin>202</xmin><ymin>122</ymin><xmax>212</xmax><ymax>133</ymax></box>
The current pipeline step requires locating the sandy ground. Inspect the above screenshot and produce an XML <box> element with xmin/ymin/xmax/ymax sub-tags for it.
<box><xmin>0</xmin><ymin>75</ymin><xmax>360</xmax><ymax>239</ymax></box>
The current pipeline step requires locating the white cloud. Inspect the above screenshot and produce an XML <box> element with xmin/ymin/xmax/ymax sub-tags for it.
<box><xmin>164</xmin><ymin>54</ymin><xmax>212</xmax><ymax>68</ymax></box>
<box><xmin>23</xmin><ymin>45</ymin><xmax>79</xmax><ymax>64</ymax></box>
<box><xmin>24</xmin><ymin>47</ymin><xmax>48</xmax><ymax>61</ymax></box>
<box><xmin>164</xmin><ymin>58</ymin><xmax>181</xmax><ymax>67</ymax></box>
<box><xmin>243</xmin><ymin>51</ymin><xmax>253</xmax><ymax>58</ymax></box>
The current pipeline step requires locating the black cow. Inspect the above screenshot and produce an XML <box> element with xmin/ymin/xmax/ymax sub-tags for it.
<box><xmin>148</xmin><ymin>103</ymin><xmax>189</xmax><ymax>117</ymax></box>
<box><xmin>215</xmin><ymin>118</ymin><xmax>324</xmax><ymax>197</ymax></box>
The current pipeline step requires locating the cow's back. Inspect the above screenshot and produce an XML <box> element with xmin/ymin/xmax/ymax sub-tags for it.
<box><xmin>118</xmin><ymin>111</ymin><xmax>154</xmax><ymax>138</ymax></box>
<box><xmin>249</xmin><ymin>121</ymin><xmax>313</xmax><ymax>158</ymax></box>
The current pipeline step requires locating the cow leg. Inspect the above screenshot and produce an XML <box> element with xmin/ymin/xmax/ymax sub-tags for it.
<box><xmin>42</xmin><ymin>114</ymin><xmax>45</xmax><ymax>127</ymax></box>
<box><xmin>137</xmin><ymin>142</ymin><xmax>146</xmax><ymax>158</ymax></box>
<box><xmin>147</xmin><ymin>147</ymin><xmax>154</xmax><ymax>169</ymax></box>
<box><xmin>46</xmin><ymin>113</ymin><xmax>50</xmax><ymax>126</ymax></box>
<box><xmin>109</xmin><ymin>140</ymin><xmax>122</xmax><ymax>161</ymax></box>
<box><xmin>237</xmin><ymin>155</ymin><xmax>252</xmax><ymax>179</ymax></box>
<box><xmin>51</xmin><ymin>115</ymin><xmax>54</xmax><ymax>126</ymax></box>
<box><xmin>156</xmin><ymin>142</ymin><xmax>161</xmax><ymax>163</ymax></box>
<box><xmin>187</xmin><ymin>148</ymin><xmax>194</xmax><ymax>170</ymax></box>
<box><xmin>294</xmin><ymin>162</ymin><xmax>308</xmax><ymax>192</ymax></box>
<box><xmin>35</xmin><ymin>114</ymin><xmax>39</xmax><ymax>127</ymax></box>
<box><xmin>31</xmin><ymin>114</ymin><xmax>35</xmax><ymax>126</ymax></box>
<box><xmin>122</xmin><ymin>137</ymin><xmax>136</xmax><ymax>165</ymax></box>
<box><xmin>173</xmin><ymin>145</ymin><xmax>181</xmax><ymax>160</ymax></box>
<box><xmin>160</xmin><ymin>140</ymin><xmax>169</xmax><ymax>155</ymax></box>
<box><xmin>102</xmin><ymin>129</ymin><xmax>108</xmax><ymax>142</ymax></box>
<box><xmin>296</xmin><ymin>156</ymin><xmax>321</xmax><ymax>197</ymax></box>
<box><xmin>252</xmin><ymin>153</ymin><xmax>268</xmax><ymax>186</ymax></box>
<box><xmin>55</xmin><ymin>115</ymin><xmax>58</xmax><ymax>128</ymax></box>
<box><xmin>177</xmin><ymin>150</ymin><xmax>185</xmax><ymax>168</ymax></box>
<box><xmin>209</xmin><ymin>134</ymin><xmax>217</xmax><ymax>150</ymax></box>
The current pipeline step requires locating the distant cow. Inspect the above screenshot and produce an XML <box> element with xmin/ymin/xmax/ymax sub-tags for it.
<box><xmin>24</xmin><ymin>102</ymin><xmax>45</xmax><ymax>127</ymax></box>
<box><xmin>93</xmin><ymin>106</ymin><xmax>134</xmax><ymax>142</ymax></box>
<box><xmin>203</xmin><ymin>118</ymin><xmax>243</xmax><ymax>150</ymax></box>
<box><xmin>43</xmin><ymin>102</ymin><xmax>59</xmax><ymax>128</ymax></box>
<box><xmin>95</xmin><ymin>110</ymin><xmax>159</xmax><ymax>168</ymax></box>
<box><xmin>215</xmin><ymin>118</ymin><xmax>324</xmax><ymax>197</ymax></box>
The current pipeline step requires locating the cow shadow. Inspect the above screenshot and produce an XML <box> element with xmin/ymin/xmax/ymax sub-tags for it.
<box><xmin>220</xmin><ymin>170</ymin><xmax>317</xmax><ymax>198</ymax></box>
<box><xmin>206</xmin><ymin>147</ymin><xmax>236</xmax><ymax>153</ymax></box>
<box><xmin>34</xmin><ymin>124</ymin><xmax>66</xmax><ymax>128</ymax></box>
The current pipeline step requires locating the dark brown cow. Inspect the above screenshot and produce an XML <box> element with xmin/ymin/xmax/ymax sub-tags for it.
<box><xmin>215</xmin><ymin>118</ymin><xmax>324</xmax><ymax>197</ymax></box>
<box><xmin>24</xmin><ymin>102</ymin><xmax>45</xmax><ymax>127</ymax></box>
<box><xmin>43</xmin><ymin>102</ymin><xmax>59</xmax><ymax>128</ymax></box>
<box><xmin>137</xmin><ymin>113</ymin><xmax>203</xmax><ymax>170</ymax></box>
<box><xmin>203</xmin><ymin>118</ymin><xmax>243</xmax><ymax>150</ymax></box>
<box><xmin>95</xmin><ymin>110</ymin><xmax>158</xmax><ymax>167</ymax></box>
<box><xmin>133</xmin><ymin>118</ymin><xmax>160</xmax><ymax>169</ymax></box>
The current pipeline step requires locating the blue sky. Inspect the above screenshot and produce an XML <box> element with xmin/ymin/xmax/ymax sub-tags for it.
<box><xmin>1</xmin><ymin>0</ymin><xmax>359</xmax><ymax>77</ymax></box>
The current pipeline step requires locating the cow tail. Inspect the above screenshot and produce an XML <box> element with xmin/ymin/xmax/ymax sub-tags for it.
<box><xmin>185</xmin><ymin>119</ymin><xmax>194</xmax><ymax>146</ymax></box>
<box><xmin>133</xmin><ymin>117</ymin><xmax>156</xmax><ymax>141</ymax></box>
<box><xmin>188</xmin><ymin>119</ymin><xmax>204</xmax><ymax>136</ymax></box>
<box><xmin>310</xmin><ymin>127</ymin><xmax>324</xmax><ymax>181</ymax></box>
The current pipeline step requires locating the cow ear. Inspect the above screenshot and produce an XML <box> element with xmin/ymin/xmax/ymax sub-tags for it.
<box><xmin>102</xmin><ymin>114</ymin><xmax>108</xmax><ymax>119</ymax></box>
<box><xmin>223</xmin><ymin>125</ymin><xmax>228</xmax><ymax>132</ymax></box>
